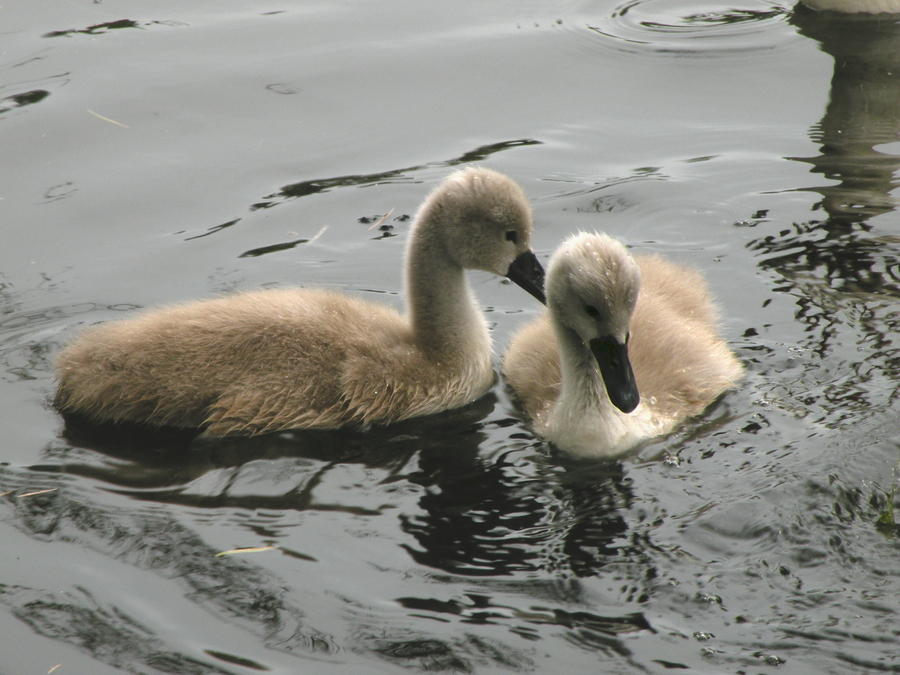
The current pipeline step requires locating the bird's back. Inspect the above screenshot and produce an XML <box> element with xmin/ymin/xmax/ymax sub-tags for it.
<box><xmin>628</xmin><ymin>255</ymin><xmax>743</xmax><ymax>421</ymax></box>
<box><xmin>55</xmin><ymin>287</ymin><xmax>491</xmax><ymax>434</ymax></box>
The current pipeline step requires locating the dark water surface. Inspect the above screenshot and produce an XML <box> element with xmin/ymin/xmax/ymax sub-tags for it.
<box><xmin>3</xmin><ymin>0</ymin><xmax>900</xmax><ymax>673</ymax></box>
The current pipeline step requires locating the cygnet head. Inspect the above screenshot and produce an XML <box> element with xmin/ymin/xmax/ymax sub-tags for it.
<box><xmin>418</xmin><ymin>167</ymin><xmax>545</xmax><ymax>303</ymax></box>
<box><xmin>546</xmin><ymin>232</ymin><xmax>641</xmax><ymax>413</ymax></box>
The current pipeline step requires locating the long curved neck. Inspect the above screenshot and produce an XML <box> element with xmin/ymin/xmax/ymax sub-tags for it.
<box><xmin>548</xmin><ymin>317</ymin><xmax>644</xmax><ymax>456</ymax></box>
<box><xmin>404</xmin><ymin>222</ymin><xmax>490</xmax><ymax>360</ymax></box>
<box><xmin>553</xmin><ymin>322</ymin><xmax>609</xmax><ymax>417</ymax></box>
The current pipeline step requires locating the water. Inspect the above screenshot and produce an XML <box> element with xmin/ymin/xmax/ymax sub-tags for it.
<box><xmin>2</xmin><ymin>0</ymin><xmax>900</xmax><ymax>672</ymax></box>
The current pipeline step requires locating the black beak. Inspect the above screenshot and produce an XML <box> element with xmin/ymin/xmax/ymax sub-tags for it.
<box><xmin>589</xmin><ymin>335</ymin><xmax>640</xmax><ymax>413</ymax></box>
<box><xmin>506</xmin><ymin>250</ymin><xmax>546</xmax><ymax>304</ymax></box>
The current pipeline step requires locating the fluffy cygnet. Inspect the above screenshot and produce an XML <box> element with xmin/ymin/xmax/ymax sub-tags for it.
<box><xmin>55</xmin><ymin>167</ymin><xmax>546</xmax><ymax>435</ymax></box>
<box><xmin>502</xmin><ymin>232</ymin><xmax>742</xmax><ymax>458</ymax></box>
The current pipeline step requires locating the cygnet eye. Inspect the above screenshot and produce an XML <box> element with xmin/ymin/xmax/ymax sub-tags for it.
<box><xmin>585</xmin><ymin>305</ymin><xmax>600</xmax><ymax>317</ymax></box>
<box><xmin>505</xmin><ymin>231</ymin><xmax>518</xmax><ymax>244</ymax></box>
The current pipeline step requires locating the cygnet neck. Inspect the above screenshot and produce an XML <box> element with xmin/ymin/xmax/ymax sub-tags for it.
<box><xmin>404</xmin><ymin>221</ymin><xmax>489</xmax><ymax>360</ymax></box>
<box><xmin>548</xmin><ymin>318</ymin><xmax>641</xmax><ymax>454</ymax></box>
<box><xmin>553</xmin><ymin>321</ymin><xmax>610</xmax><ymax>417</ymax></box>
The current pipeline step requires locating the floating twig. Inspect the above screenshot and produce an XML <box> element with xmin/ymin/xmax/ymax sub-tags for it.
<box><xmin>88</xmin><ymin>109</ymin><xmax>129</xmax><ymax>128</ymax></box>
<box><xmin>18</xmin><ymin>488</ymin><xmax>57</xmax><ymax>498</ymax></box>
<box><xmin>308</xmin><ymin>225</ymin><xmax>329</xmax><ymax>244</ymax></box>
<box><xmin>215</xmin><ymin>545</ymin><xmax>278</xmax><ymax>557</ymax></box>
<box><xmin>369</xmin><ymin>208</ymin><xmax>394</xmax><ymax>230</ymax></box>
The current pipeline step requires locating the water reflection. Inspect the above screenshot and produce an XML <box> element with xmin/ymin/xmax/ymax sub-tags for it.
<box><xmin>0</xmin><ymin>466</ymin><xmax>336</xmax><ymax>672</ymax></box>
<box><xmin>790</xmin><ymin>6</ymin><xmax>900</xmax><ymax>227</ymax></box>
<box><xmin>740</xmin><ymin>9</ymin><xmax>900</xmax><ymax>424</ymax></box>
<box><xmin>38</xmin><ymin>392</ymin><xmax>661</xmax><ymax>666</ymax></box>
<box><xmin>402</xmin><ymin>452</ymin><xmax>647</xmax><ymax>579</ymax></box>
<box><xmin>249</xmin><ymin>139</ymin><xmax>542</xmax><ymax>211</ymax></box>
<box><xmin>42</xmin><ymin>20</ymin><xmax>166</xmax><ymax>39</ymax></box>
<box><xmin>47</xmin><ymin>394</ymin><xmax>498</xmax><ymax>501</ymax></box>
<box><xmin>0</xmin><ymin>89</ymin><xmax>50</xmax><ymax>116</ymax></box>
<box><xmin>182</xmin><ymin>138</ymin><xmax>543</xmax><ymax>249</ymax></box>
<box><xmin>52</xmin><ymin>400</ymin><xmax>656</xmax><ymax>583</ymax></box>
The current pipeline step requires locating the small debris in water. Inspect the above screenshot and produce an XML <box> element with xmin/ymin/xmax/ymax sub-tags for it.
<box><xmin>17</xmin><ymin>488</ymin><xmax>57</xmax><ymax>498</ymax></box>
<box><xmin>308</xmin><ymin>225</ymin><xmax>329</xmax><ymax>244</ymax></box>
<box><xmin>88</xmin><ymin>109</ymin><xmax>129</xmax><ymax>128</ymax></box>
<box><xmin>698</xmin><ymin>593</ymin><xmax>724</xmax><ymax>607</ymax></box>
<box><xmin>369</xmin><ymin>208</ymin><xmax>394</xmax><ymax>229</ymax></box>
<box><xmin>215</xmin><ymin>545</ymin><xmax>278</xmax><ymax>557</ymax></box>
<box><xmin>755</xmin><ymin>652</ymin><xmax>786</xmax><ymax>666</ymax></box>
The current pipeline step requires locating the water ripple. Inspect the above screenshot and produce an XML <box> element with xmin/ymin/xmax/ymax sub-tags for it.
<box><xmin>586</xmin><ymin>0</ymin><xmax>792</xmax><ymax>55</ymax></box>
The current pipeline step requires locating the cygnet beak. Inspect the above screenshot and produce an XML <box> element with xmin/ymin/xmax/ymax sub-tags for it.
<box><xmin>588</xmin><ymin>335</ymin><xmax>640</xmax><ymax>413</ymax></box>
<box><xmin>506</xmin><ymin>250</ymin><xmax>546</xmax><ymax>304</ymax></box>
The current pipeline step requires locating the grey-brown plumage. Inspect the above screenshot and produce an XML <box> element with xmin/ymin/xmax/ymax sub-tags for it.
<box><xmin>55</xmin><ymin>167</ymin><xmax>545</xmax><ymax>435</ymax></box>
<box><xmin>502</xmin><ymin>232</ymin><xmax>743</xmax><ymax>457</ymax></box>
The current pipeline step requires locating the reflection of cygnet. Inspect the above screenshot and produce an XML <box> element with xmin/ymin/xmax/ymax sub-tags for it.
<box><xmin>800</xmin><ymin>0</ymin><xmax>900</xmax><ymax>13</ymax></box>
<box><xmin>502</xmin><ymin>233</ymin><xmax>742</xmax><ymax>458</ymax></box>
<box><xmin>55</xmin><ymin>167</ymin><xmax>546</xmax><ymax>435</ymax></box>
<box><xmin>791</xmin><ymin>6</ymin><xmax>900</xmax><ymax>225</ymax></box>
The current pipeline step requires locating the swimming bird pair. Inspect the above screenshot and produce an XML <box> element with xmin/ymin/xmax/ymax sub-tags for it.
<box><xmin>54</xmin><ymin>167</ymin><xmax>741</xmax><ymax>457</ymax></box>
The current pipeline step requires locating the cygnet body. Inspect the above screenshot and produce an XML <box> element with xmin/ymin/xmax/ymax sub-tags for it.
<box><xmin>55</xmin><ymin>167</ymin><xmax>546</xmax><ymax>435</ymax></box>
<box><xmin>502</xmin><ymin>232</ymin><xmax>742</xmax><ymax>458</ymax></box>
